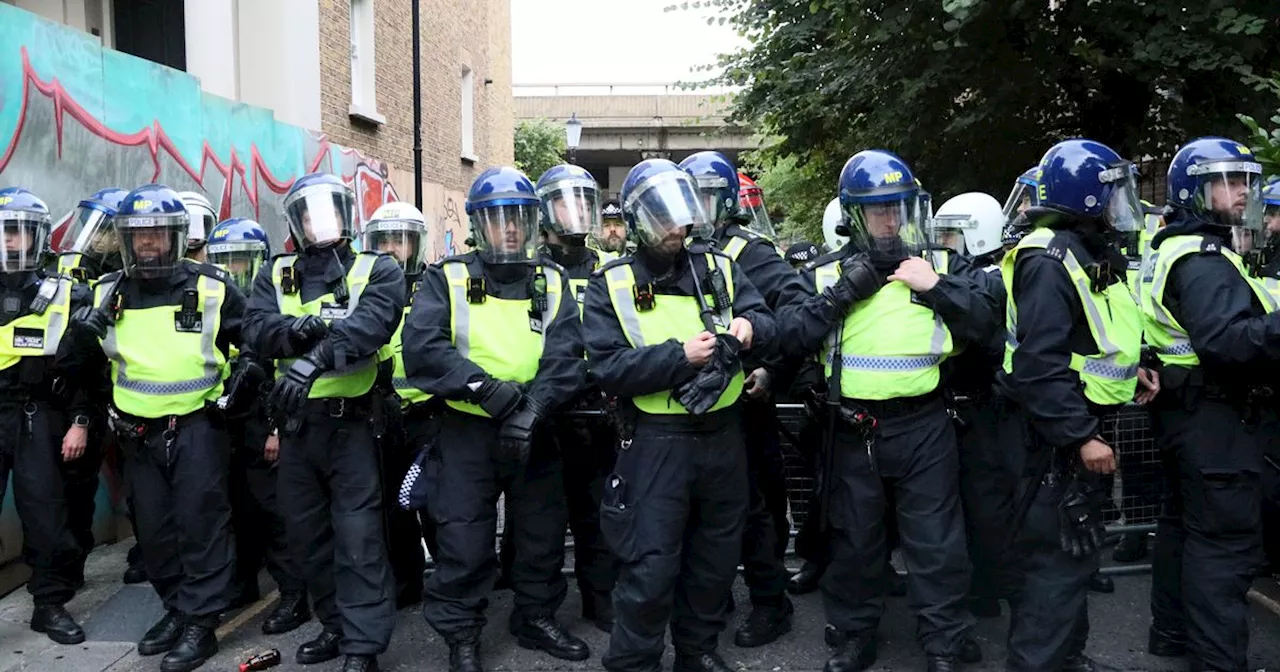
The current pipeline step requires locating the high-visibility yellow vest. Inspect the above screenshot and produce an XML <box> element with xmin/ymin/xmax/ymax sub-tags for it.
<box><xmin>271</xmin><ymin>253</ymin><xmax>386</xmax><ymax>399</ymax></box>
<box><xmin>720</xmin><ymin>229</ymin><xmax>785</xmax><ymax>262</ymax></box>
<box><xmin>96</xmin><ymin>270</ymin><xmax>229</xmax><ymax>418</ymax></box>
<box><xmin>57</xmin><ymin>253</ymin><xmax>95</xmax><ymax>284</ymax></box>
<box><xmin>443</xmin><ymin>260</ymin><xmax>564</xmax><ymax>417</ymax></box>
<box><xmin>1003</xmin><ymin>228</ymin><xmax>1142</xmax><ymax>406</ymax></box>
<box><xmin>811</xmin><ymin>250</ymin><xmax>953</xmax><ymax>401</ymax></box>
<box><xmin>392</xmin><ymin>279</ymin><xmax>430</xmax><ymax>406</ymax></box>
<box><xmin>603</xmin><ymin>253</ymin><xmax>743</xmax><ymax>414</ymax></box>
<box><xmin>0</xmin><ymin>276</ymin><xmax>73</xmax><ymax>372</ymax></box>
<box><xmin>1141</xmin><ymin>234</ymin><xmax>1278</xmax><ymax>368</ymax></box>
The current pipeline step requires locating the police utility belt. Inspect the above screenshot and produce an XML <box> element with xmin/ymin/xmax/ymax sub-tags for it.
<box><xmin>840</xmin><ymin>389</ymin><xmax>941</xmax><ymax>424</ymax></box>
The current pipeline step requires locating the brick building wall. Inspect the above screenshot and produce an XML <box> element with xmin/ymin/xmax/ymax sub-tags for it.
<box><xmin>318</xmin><ymin>0</ymin><xmax>513</xmax><ymax>255</ymax></box>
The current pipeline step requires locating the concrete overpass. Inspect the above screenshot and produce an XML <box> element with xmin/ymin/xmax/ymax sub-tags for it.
<box><xmin>513</xmin><ymin>83</ymin><xmax>760</xmax><ymax>198</ymax></box>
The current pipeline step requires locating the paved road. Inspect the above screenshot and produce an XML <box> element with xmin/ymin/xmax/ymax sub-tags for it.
<box><xmin>2</xmin><ymin>542</ymin><xmax>1278</xmax><ymax>671</ymax></box>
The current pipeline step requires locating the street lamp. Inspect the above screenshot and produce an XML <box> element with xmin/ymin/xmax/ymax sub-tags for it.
<box><xmin>565</xmin><ymin>112</ymin><xmax>583</xmax><ymax>165</ymax></box>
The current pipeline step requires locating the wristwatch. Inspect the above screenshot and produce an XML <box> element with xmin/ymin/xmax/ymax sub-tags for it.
<box><xmin>73</xmin><ymin>414</ymin><xmax>90</xmax><ymax>428</ymax></box>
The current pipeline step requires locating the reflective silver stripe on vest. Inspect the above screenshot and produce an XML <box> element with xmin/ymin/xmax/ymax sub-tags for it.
<box><xmin>828</xmin><ymin>353</ymin><xmax>943</xmax><ymax>372</ymax></box>
<box><xmin>606</xmin><ymin>265</ymin><xmax>646</xmax><ymax>348</ymax></box>
<box><xmin>104</xmin><ymin>275</ymin><xmax>223</xmax><ymax>395</ymax></box>
<box><xmin>1058</xmin><ymin>244</ymin><xmax>1130</xmax><ymax>374</ymax></box>
<box><xmin>722</xmin><ymin>236</ymin><xmax>747</xmax><ymax>261</ymax></box>
<box><xmin>443</xmin><ymin>262</ymin><xmax>471</xmax><ymax>357</ymax></box>
<box><xmin>445</xmin><ymin>262</ymin><xmax>563</xmax><ymax>353</ymax></box>
<box><xmin>40</xmin><ymin>278</ymin><xmax>70</xmax><ymax>355</ymax></box>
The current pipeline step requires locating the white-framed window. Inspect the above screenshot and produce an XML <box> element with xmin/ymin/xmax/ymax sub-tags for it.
<box><xmin>461</xmin><ymin>65</ymin><xmax>476</xmax><ymax>160</ymax></box>
<box><xmin>348</xmin><ymin>0</ymin><xmax>382</xmax><ymax>124</ymax></box>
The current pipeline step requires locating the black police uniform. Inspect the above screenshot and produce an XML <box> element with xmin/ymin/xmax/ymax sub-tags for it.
<box><xmin>73</xmin><ymin>262</ymin><xmax>245</xmax><ymax>628</ymax></box>
<box><xmin>778</xmin><ymin>247</ymin><xmax>995</xmax><ymax>662</ymax></box>
<box><xmin>403</xmin><ymin>252</ymin><xmax>584</xmax><ymax>651</ymax></box>
<box><xmin>1145</xmin><ymin>216</ymin><xmax>1280</xmax><ymax>671</ymax></box>
<box><xmin>0</xmin><ymin>272</ymin><xmax>96</xmax><ymax>639</ymax></box>
<box><xmin>944</xmin><ymin>255</ymin><xmax>1017</xmax><ymax>614</ymax></box>
<box><xmin>541</xmin><ymin>243</ymin><xmax>621</xmax><ymax>629</ymax></box>
<box><xmin>711</xmin><ymin>222</ymin><xmax>808</xmax><ymax>642</ymax></box>
<box><xmin>995</xmin><ymin>230</ymin><xmax>1128</xmax><ymax>671</ymax></box>
<box><xmin>584</xmin><ymin>246</ymin><xmax>776</xmax><ymax>672</ymax></box>
<box><xmin>242</xmin><ymin>247</ymin><xmax>404</xmax><ymax>658</ymax></box>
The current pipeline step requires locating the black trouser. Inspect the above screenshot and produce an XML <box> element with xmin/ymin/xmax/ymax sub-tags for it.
<box><xmin>61</xmin><ymin>424</ymin><xmax>106</xmax><ymax>582</ymax></box>
<box><xmin>601</xmin><ymin>409</ymin><xmax>747</xmax><ymax>672</ymax></box>
<box><xmin>791</xmin><ymin>416</ymin><xmax>828</xmax><ymax>567</ymax></box>
<box><xmin>228</xmin><ymin>415</ymin><xmax>302</xmax><ymax>598</ymax></box>
<box><xmin>1262</xmin><ymin>420</ymin><xmax>1280</xmax><ymax>571</ymax></box>
<box><xmin>1149</xmin><ymin>395</ymin><xmax>1262</xmax><ymax>672</ymax></box>
<box><xmin>955</xmin><ymin>396</ymin><xmax>1016</xmax><ymax>602</ymax></box>
<box><xmin>403</xmin><ymin>409</ymin><xmax>440</xmax><ymax>560</ymax></box>
<box><xmin>821</xmin><ymin>399</ymin><xmax>972</xmax><ymax>657</ymax></box>
<box><xmin>740</xmin><ymin>397</ymin><xmax>790</xmax><ymax>605</ymax></box>
<box><xmin>123</xmin><ymin>410</ymin><xmax>235</xmax><ymax>625</ymax></box>
<box><xmin>999</xmin><ymin>403</ymin><xmax>1100</xmax><ymax>671</ymax></box>
<box><xmin>279</xmin><ymin>400</ymin><xmax>395</xmax><ymax>655</ymax></box>
<box><xmin>421</xmin><ymin>410</ymin><xmax>568</xmax><ymax>641</ymax></box>
<box><xmin>379</xmin><ymin>401</ymin><xmax>426</xmax><ymax>603</ymax></box>
<box><xmin>554</xmin><ymin>411</ymin><xmax>619</xmax><ymax>616</ymax></box>
<box><xmin>0</xmin><ymin>400</ymin><xmax>81</xmax><ymax>607</ymax></box>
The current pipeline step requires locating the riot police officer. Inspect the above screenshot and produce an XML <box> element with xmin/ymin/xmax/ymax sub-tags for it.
<box><xmin>597</xmin><ymin>199</ymin><xmax>630</xmax><ymax>255</ymax></box>
<box><xmin>534</xmin><ymin>164</ymin><xmax>620</xmax><ymax>633</ymax></box>
<box><xmin>680</xmin><ymin>151</ymin><xmax>801</xmax><ymax>648</ymax></box>
<box><xmin>1142</xmin><ymin>137</ymin><xmax>1280</xmax><ymax>671</ymax></box>
<box><xmin>737</xmin><ymin>173</ymin><xmax>776</xmax><ymax>238</ymax></box>
<box><xmin>584</xmin><ymin>158</ymin><xmax>776</xmax><ymax>672</ymax></box>
<box><xmin>205</xmin><ymin>218</ymin><xmax>310</xmax><ymax>635</ymax></box>
<box><xmin>360</xmin><ymin>201</ymin><xmax>433</xmax><ymax>605</ymax></box>
<box><xmin>777</xmin><ymin>150</ymin><xmax>995</xmax><ymax>672</ymax></box>
<box><xmin>404</xmin><ymin>166</ymin><xmax>587</xmax><ymax>672</ymax></box>
<box><xmin>821</xmin><ymin>198</ymin><xmax>847</xmax><ymax>253</ymax></box>
<box><xmin>69</xmin><ymin>183</ymin><xmax>245</xmax><ymax>672</ymax></box>
<box><xmin>932</xmin><ymin>192</ymin><xmax>1014</xmax><ymax>618</ymax></box>
<box><xmin>243</xmin><ymin>173</ymin><xmax>403</xmax><ymax>672</ymax></box>
<box><xmin>57</xmin><ymin>187</ymin><xmax>127</xmax><ymax>282</ymax></box>
<box><xmin>0</xmin><ymin>188</ymin><xmax>96</xmax><ymax>646</ymax></box>
<box><xmin>179</xmin><ymin>191</ymin><xmax>216</xmax><ymax>263</ymax></box>
<box><xmin>998</xmin><ymin>139</ymin><xmax>1152</xmax><ymax>671</ymax></box>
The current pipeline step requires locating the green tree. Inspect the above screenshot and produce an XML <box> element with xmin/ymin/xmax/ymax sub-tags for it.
<box><xmin>741</xmin><ymin>141</ymin><xmax>831</xmax><ymax>244</ymax></box>
<box><xmin>513</xmin><ymin>119</ymin><xmax>566</xmax><ymax>180</ymax></box>
<box><xmin>675</xmin><ymin>0</ymin><xmax>1280</xmax><ymax>199</ymax></box>
<box><xmin>1239</xmin><ymin>76</ymin><xmax>1280</xmax><ymax>178</ymax></box>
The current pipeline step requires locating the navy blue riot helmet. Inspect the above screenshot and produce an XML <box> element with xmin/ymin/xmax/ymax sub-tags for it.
<box><xmin>678</xmin><ymin>151</ymin><xmax>740</xmax><ymax>227</ymax></box>
<box><xmin>207</xmin><ymin>218</ymin><xmax>270</xmax><ymax>291</ymax></box>
<box><xmin>282</xmin><ymin>172</ymin><xmax>356</xmax><ymax>251</ymax></box>
<box><xmin>466</xmin><ymin>166</ymin><xmax>539</xmax><ymax>264</ymax></box>
<box><xmin>1034</xmin><ymin>139</ymin><xmax>1143</xmax><ymax>233</ymax></box>
<box><xmin>0</xmin><ymin>187</ymin><xmax>52</xmax><ymax>272</ymax></box>
<box><xmin>115</xmin><ymin>184</ymin><xmax>190</xmax><ymax>278</ymax></box>
<box><xmin>1167</xmin><ymin>137</ymin><xmax>1263</xmax><ymax>234</ymax></box>
<box><xmin>535</xmin><ymin>164</ymin><xmax>601</xmax><ymax>240</ymax></box>
<box><xmin>619</xmin><ymin>159</ymin><xmax>713</xmax><ymax>250</ymax></box>
<box><xmin>64</xmin><ymin>187</ymin><xmax>126</xmax><ymax>261</ymax></box>
<box><xmin>837</xmin><ymin>149</ymin><xmax>927</xmax><ymax>260</ymax></box>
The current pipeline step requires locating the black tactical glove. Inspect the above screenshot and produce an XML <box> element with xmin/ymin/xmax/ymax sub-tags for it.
<box><xmin>1058</xmin><ymin>474</ymin><xmax>1105</xmax><ymax>559</ymax></box>
<box><xmin>72</xmin><ymin>305</ymin><xmax>114</xmax><ymax>339</ymax></box>
<box><xmin>269</xmin><ymin>342</ymin><xmax>332</xmax><ymax>416</ymax></box>
<box><xmin>218</xmin><ymin>355</ymin><xmax>269</xmax><ymax>418</ymax></box>
<box><xmin>467</xmin><ymin>377</ymin><xmax>524</xmax><ymax>421</ymax></box>
<box><xmin>289</xmin><ymin>315</ymin><xmax>329</xmax><ymax>346</ymax></box>
<box><xmin>823</xmin><ymin>255</ymin><xmax>883</xmax><ymax>312</ymax></box>
<box><xmin>675</xmin><ymin>334</ymin><xmax>742</xmax><ymax>415</ymax></box>
<box><xmin>499</xmin><ymin>397</ymin><xmax>546</xmax><ymax>465</ymax></box>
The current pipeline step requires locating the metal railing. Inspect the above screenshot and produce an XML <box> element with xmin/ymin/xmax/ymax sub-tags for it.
<box><xmin>513</xmin><ymin>82</ymin><xmax>742</xmax><ymax>97</ymax></box>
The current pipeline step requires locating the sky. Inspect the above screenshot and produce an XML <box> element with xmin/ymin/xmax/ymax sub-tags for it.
<box><xmin>510</xmin><ymin>0</ymin><xmax>746</xmax><ymax>90</ymax></box>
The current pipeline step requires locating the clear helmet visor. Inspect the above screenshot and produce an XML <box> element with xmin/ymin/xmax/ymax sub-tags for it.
<box><xmin>1263</xmin><ymin>204</ymin><xmax>1280</xmax><ymax>243</ymax></box>
<box><xmin>1002</xmin><ymin>181</ymin><xmax>1039</xmax><ymax>225</ymax></box>
<box><xmin>116</xmin><ymin>216</ymin><xmax>188</xmax><ymax>278</ymax></box>
<box><xmin>845</xmin><ymin>196</ymin><xmax>926</xmax><ymax>259</ymax></box>
<box><xmin>0</xmin><ymin>214</ymin><xmax>49</xmax><ymax>272</ymax></box>
<box><xmin>471</xmin><ymin>204</ymin><xmax>538</xmax><ymax>264</ymax></box>
<box><xmin>538</xmin><ymin>181</ymin><xmax>601</xmax><ymax>237</ymax></box>
<box><xmin>284</xmin><ymin>186</ymin><xmax>355</xmax><ymax>249</ymax></box>
<box><xmin>1192</xmin><ymin>161</ymin><xmax>1264</xmax><ymax>232</ymax></box>
<box><xmin>1231</xmin><ymin>227</ymin><xmax>1260</xmax><ymax>254</ymax></box>
<box><xmin>1101</xmin><ymin>167</ymin><xmax>1144</xmax><ymax>233</ymax></box>
<box><xmin>742</xmin><ymin>199</ymin><xmax>775</xmax><ymax>237</ymax></box>
<box><xmin>626</xmin><ymin>171</ymin><xmax>712</xmax><ymax>247</ymax></box>
<box><xmin>207</xmin><ymin>241</ymin><xmax>266</xmax><ymax>291</ymax></box>
<box><xmin>930</xmin><ymin>214</ymin><xmax>976</xmax><ymax>254</ymax></box>
<box><xmin>362</xmin><ymin>222</ymin><xmax>427</xmax><ymax>271</ymax></box>
<box><xmin>66</xmin><ymin>206</ymin><xmax>117</xmax><ymax>260</ymax></box>
<box><xmin>691</xmin><ymin>175</ymin><xmax>733</xmax><ymax>227</ymax></box>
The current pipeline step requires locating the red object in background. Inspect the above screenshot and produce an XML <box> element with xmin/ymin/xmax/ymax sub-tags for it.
<box><xmin>738</xmin><ymin>173</ymin><xmax>764</xmax><ymax>208</ymax></box>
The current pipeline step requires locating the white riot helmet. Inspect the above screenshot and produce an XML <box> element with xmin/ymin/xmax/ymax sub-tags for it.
<box><xmin>821</xmin><ymin>198</ymin><xmax>847</xmax><ymax>252</ymax></box>
<box><xmin>932</xmin><ymin>192</ymin><xmax>1006</xmax><ymax>258</ymax></box>
<box><xmin>363</xmin><ymin>201</ymin><xmax>428</xmax><ymax>271</ymax></box>
<box><xmin>178</xmin><ymin>190</ymin><xmax>216</xmax><ymax>252</ymax></box>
